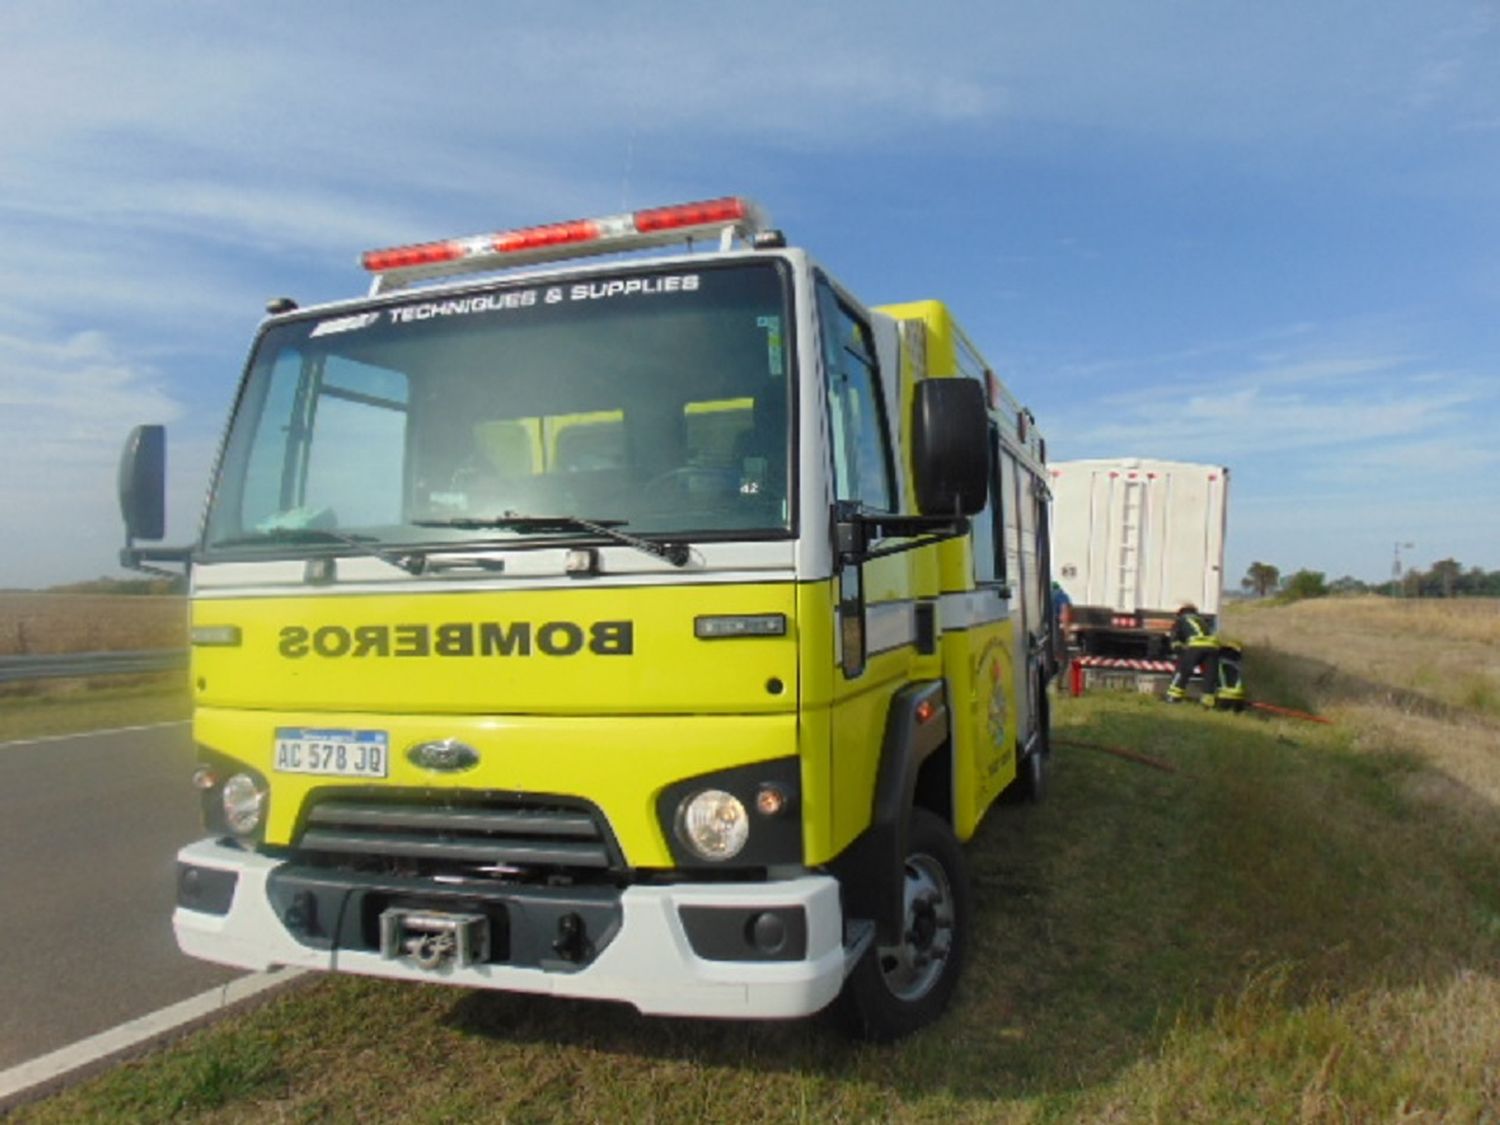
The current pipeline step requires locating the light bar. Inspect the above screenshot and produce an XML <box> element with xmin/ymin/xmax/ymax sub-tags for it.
<box><xmin>361</xmin><ymin>196</ymin><xmax>766</xmax><ymax>290</ymax></box>
<box><xmin>634</xmin><ymin>197</ymin><xmax>750</xmax><ymax>232</ymax></box>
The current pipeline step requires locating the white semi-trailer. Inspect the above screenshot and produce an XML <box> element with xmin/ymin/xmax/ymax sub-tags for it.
<box><xmin>1049</xmin><ymin>458</ymin><xmax>1229</xmax><ymax>661</ymax></box>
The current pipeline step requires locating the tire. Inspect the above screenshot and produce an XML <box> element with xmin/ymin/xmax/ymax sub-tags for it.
<box><xmin>835</xmin><ymin>808</ymin><xmax>971</xmax><ymax>1041</ymax></box>
<box><xmin>1005</xmin><ymin>689</ymin><xmax>1050</xmax><ymax>804</ymax></box>
<box><xmin>1016</xmin><ymin>743</ymin><xmax>1047</xmax><ymax>803</ymax></box>
<box><xmin>1025</xmin><ymin>689</ymin><xmax>1052</xmax><ymax>802</ymax></box>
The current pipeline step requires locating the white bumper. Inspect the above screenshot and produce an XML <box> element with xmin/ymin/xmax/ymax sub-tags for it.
<box><xmin>174</xmin><ymin>838</ymin><xmax>850</xmax><ymax>1020</ymax></box>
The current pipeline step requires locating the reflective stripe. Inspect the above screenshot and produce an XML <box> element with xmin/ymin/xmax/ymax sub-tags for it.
<box><xmin>865</xmin><ymin>600</ymin><xmax>916</xmax><ymax>656</ymax></box>
<box><xmin>1076</xmin><ymin>656</ymin><xmax>1175</xmax><ymax>672</ymax></box>
<box><xmin>937</xmin><ymin>589</ymin><xmax>1009</xmax><ymax>631</ymax></box>
<box><xmin>1181</xmin><ymin>614</ymin><xmax>1218</xmax><ymax>647</ymax></box>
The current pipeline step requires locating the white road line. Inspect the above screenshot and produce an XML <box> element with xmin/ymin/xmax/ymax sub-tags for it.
<box><xmin>0</xmin><ymin>720</ymin><xmax>190</xmax><ymax>750</ymax></box>
<box><xmin>0</xmin><ymin>968</ymin><xmax>307</xmax><ymax>1107</ymax></box>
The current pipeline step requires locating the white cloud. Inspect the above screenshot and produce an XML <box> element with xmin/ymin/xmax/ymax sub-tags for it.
<box><xmin>1</xmin><ymin>4</ymin><xmax>1495</xmax><ymax>302</ymax></box>
<box><xmin>1321</xmin><ymin>436</ymin><xmax>1500</xmax><ymax>480</ymax></box>
<box><xmin>1044</xmin><ymin>328</ymin><xmax>1500</xmax><ymax>581</ymax></box>
<box><xmin>0</xmin><ymin>329</ymin><xmax>204</xmax><ymax>588</ymax></box>
<box><xmin>0</xmin><ymin>230</ymin><xmax>258</xmax><ymax>339</ymax></box>
<box><xmin>0</xmin><ymin>1</ymin><xmax>1496</xmax><ymax>589</ymax></box>
<box><xmin>1050</xmin><ymin>323</ymin><xmax>1498</xmax><ymax>468</ymax></box>
<box><xmin>1061</xmin><ymin>377</ymin><xmax>1479</xmax><ymax>463</ymax></box>
<box><xmin>0</xmin><ymin>4</ymin><xmax>1001</xmax><ymax>178</ymax></box>
<box><xmin>0</xmin><ymin>330</ymin><xmax>182</xmax><ymax>430</ymax></box>
<box><xmin>1228</xmin><ymin>490</ymin><xmax>1500</xmax><ymax>582</ymax></box>
<box><xmin>3</xmin><ymin>172</ymin><xmax>427</xmax><ymax>262</ymax></box>
<box><xmin>3</xmin><ymin>3</ymin><xmax>1495</xmax><ymax>180</ymax></box>
<box><xmin>1054</xmin><ymin>323</ymin><xmax>1322</xmax><ymax>380</ymax></box>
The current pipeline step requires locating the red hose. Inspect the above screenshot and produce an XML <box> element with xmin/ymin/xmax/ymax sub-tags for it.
<box><xmin>1052</xmin><ymin>738</ymin><xmax>1178</xmax><ymax>773</ymax></box>
<box><xmin>1248</xmin><ymin>700</ymin><xmax>1332</xmax><ymax>724</ymax></box>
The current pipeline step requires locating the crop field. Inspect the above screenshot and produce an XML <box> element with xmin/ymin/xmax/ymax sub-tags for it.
<box><xmin>1228</xmin><ymin>594</ymin><xmax>1500</xmax><ymax>720</ymax></box>
<box><xmin>0</xmin><ymin>593</ymin><xmax>190</xmax><ymax>741</ymax></box>
<box><xmin>14</xmin><ymin>598</ymin><xmax>1500</xmax><ymax>1121</ymax></box>
<box><xmin>0</xmin><ymin>593</ymin><xmax>187</xmax><ymax>656</ymax></box>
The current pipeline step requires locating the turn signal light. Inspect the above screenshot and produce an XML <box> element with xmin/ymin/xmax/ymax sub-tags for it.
<box><xmin>755</xmin><ymin>784</ymin><xmax>788</xmax><ymax>817</ymax></box>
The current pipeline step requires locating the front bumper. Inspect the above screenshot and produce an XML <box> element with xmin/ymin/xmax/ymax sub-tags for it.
<box><xmin>174</xmin><ymin>837</ymin><xmax>851</xmax><ymax>1020</ymax></box>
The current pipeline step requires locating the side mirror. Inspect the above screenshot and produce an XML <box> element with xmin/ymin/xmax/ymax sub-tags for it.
<box><xmin>911</xmin><ymin>379</ymin><xmax>988</xmax><ymax>516</ymax></box>
<box><xmin>119</xmin><ymin>425</ymin><xmax>166</xmax><ymax>542</ymax></box>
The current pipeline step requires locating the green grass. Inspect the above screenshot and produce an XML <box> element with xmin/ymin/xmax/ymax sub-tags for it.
<box><xmin>84</xmin><ymin>1035</ymin><xmax>283</xmax><ymax>1119</ymax></box>
<box><xmin>1460</xmin><ymin>673</ymin><xmax>1500</xmax><ymax>718</ymax></box>
<box><xmin>15</xmin><ymin>681</ymin><xmax>1500</xmax><ymax>1122</ymax></box>
<box><xmin>0</xmin><ymin>674</ymin><xmax>191</xmax><ymax>744</ymax></box>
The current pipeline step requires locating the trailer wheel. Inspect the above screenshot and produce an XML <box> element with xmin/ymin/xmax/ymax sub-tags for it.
<box><xmin>836</xmin><ymin>808</ymin><xmax>970</xmax><ymax>1041</ymax></box>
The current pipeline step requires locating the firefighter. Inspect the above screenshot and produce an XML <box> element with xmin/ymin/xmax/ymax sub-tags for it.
<box><xmin>1215</xmin><ymin>640</ymin><xmax>1247</xmax><ymax>711</ymax></box>
<box><xmin>1165</xmin><ymin>603</ymin><xmax>1220</xmax><ymax>706</ymax></box>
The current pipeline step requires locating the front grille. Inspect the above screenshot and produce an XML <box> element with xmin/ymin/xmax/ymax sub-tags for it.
<box><xmin>295</xmin><ymin>791</ymin><xmax>620</xmax><ymax>873</ymax></box>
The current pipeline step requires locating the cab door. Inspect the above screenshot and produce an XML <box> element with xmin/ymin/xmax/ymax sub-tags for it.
<box><xmin>952</xmin><ymin>424</ymin><xmax>1016</xmax><ymax>833</ymax></box>
<box><xmin>998</xmin><ymin>447</ymin><xmax>1033</xmax><ymax>745</ymax></box>
<box><xmin>815</xmin><ymin>278</ymin><xmax>915</xmax><ymax>854</ymax></box>
<box><xmin>1016</xmin><ymin>464</ymin><xmax>1049</xmax><ymax>749</ymax></box>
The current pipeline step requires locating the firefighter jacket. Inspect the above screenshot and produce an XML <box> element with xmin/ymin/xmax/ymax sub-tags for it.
<box><xmin>1171</xmin><ymin>612</ymin><xmax>1219</xmax><ymax>650</ymax></box>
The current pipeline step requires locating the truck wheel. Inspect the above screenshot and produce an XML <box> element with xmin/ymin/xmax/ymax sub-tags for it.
<box><xmin>836</xmin><ymin>808</ymin><xmax>970</xmax><ymax>1041</ymax></box>
<box><xmin>1024</xmin><ymin>689</ymin><xmax>1051</xmax><ymax>802</ymax></box>
<box><xmin>1016</xmin><ymin>743</ymin><xmax>1047</xmax><ymax>803</ymax></box>
<box><xmin>1005</xmin><ymin>690</ymin><xmax>1051</xmax><ymax>804</ymax></box>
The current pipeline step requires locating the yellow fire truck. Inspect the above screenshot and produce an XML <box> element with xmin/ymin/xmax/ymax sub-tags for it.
<box><xmin>119</xmin><ymin>197</ymin><xmax>1055</xmax><ymax>1039</ymax></box>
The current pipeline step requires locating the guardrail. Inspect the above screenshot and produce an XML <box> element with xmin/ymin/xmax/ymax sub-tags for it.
<box><xmin>0</xmin><ymin>650</ymin><xmax>188</xmax><ymax>684</ymax></box>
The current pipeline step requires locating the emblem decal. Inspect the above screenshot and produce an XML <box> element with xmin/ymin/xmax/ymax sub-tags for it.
<box><xmin>406</xmin><ymin>739</ymin><xmax>481</xmax><ymax>773</ymax></box>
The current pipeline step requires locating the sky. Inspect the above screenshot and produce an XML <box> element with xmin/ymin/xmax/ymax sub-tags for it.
<box><xmin>2</xmin><ymin>0</ymin><xmax>1497</xmax><ymax>589</ymax></box>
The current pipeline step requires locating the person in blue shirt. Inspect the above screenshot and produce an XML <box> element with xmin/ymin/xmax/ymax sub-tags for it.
<box><xmin>1050</xmin><ymin>581</ymin><xmax>1071</xmax><ymax>618</ymax></box>
<box><xmin>1049</xmin><ymin>581</ymin><xmax>1072</xmax><ymax>670</ymax></box>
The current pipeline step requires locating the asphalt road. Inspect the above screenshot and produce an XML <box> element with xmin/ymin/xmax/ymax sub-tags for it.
<box><xmin>0</xmin><ymin>724</ymin><xmax>243</xmax><ymax>1071</ymax></box>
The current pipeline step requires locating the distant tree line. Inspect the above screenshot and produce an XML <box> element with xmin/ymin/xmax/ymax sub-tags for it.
<box><xmin>1240</xmin><ymin>559</ymin><xmax>1500</xmax><ymax>602</ymax></box>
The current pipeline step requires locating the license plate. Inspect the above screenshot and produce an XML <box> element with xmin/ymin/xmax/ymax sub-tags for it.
<box><xmin>273</xmin><ymin>728</ymin><xmax>389</xmax><ymax>778</ymax></box>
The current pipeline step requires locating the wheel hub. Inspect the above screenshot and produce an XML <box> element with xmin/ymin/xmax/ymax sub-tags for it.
<box><xmin>876</xmin><ymin>852</ymin><xmax>955</xmax><ymax>1001</ymax></box>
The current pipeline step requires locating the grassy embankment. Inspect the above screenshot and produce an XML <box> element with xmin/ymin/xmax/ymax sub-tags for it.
<box><xmin>0</xmin><ymin>593</ymin><xmax>190</xmax><ymax>742</ymax></box>
<box><xmin>14</xmin><ymin>597</ymin><xmax>1500</xmax><ymax>1121</ymax></box>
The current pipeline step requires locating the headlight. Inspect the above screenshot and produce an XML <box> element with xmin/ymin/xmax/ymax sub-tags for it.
<box><xmin>676</xmin><ymin>789</ymin><xmax>749</xmax><ymax>861</ymax></box>
<box><xmin>222</xmin><ymin>772</ymin><xmax>266</xmax><ymax>835</ymax></box>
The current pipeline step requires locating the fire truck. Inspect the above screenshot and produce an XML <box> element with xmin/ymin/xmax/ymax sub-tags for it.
<box><xmin>118</xmin><ymin>197</ymin><xmax>1055</xmax><ymax>1039</ymax></box>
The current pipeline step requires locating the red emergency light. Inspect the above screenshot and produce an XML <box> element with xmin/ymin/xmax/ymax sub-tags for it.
<box><xmin>634</xmin><ymin>197</ymin><xmax>750</xmax><ymax>232</ymax></box>
<box><xmin>360</xmin><ymin>196</ymin><xmax>765</xmax><ymax>289</ymax></box>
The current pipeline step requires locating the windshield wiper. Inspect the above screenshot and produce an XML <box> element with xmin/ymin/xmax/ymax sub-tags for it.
<box><xmin>414</xmin><ymin>514</ymin><xmax>691</xmax><ymax>568</ymax></box>
<box><xmin>210</xmin><ymin>528</ymin><xmax>426</xmax><ymax>575</ymax></box>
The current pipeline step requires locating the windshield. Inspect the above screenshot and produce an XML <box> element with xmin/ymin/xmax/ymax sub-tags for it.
<box><xmin>204</xmin><ymin>261</ymin><xmax>793</xmax><ymax>555</ymax></box>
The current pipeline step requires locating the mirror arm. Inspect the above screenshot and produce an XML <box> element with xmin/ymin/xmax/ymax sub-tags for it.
<box><xmin>857</xmin><ymin>523</ymin><xmax>969</xmax><ymax>563</ymax></box>
<box><xmin>835</xmin><ymin>506</ymin><xmax>970</xmax><ymax>566</ymax></box>
<box><xmin>120</xmin><ymin>543</ymin><xmax>193</xmax><ymax>579</ymax></box>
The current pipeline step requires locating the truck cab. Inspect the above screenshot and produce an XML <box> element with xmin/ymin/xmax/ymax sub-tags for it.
<box><xmin>122</xmin><ymin>197</ymin><xmax>1054</xmax><ymax>1039</ymax></box>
